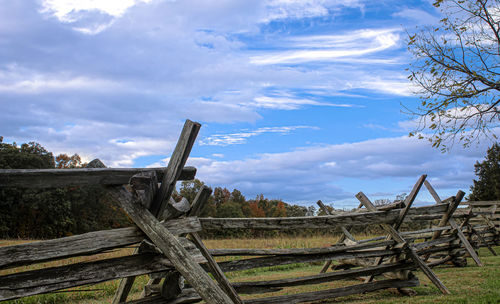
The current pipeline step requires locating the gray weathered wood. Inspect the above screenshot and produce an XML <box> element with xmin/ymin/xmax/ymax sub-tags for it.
<box><xmin>216</xmin><ymin>249</ymin><xmax>400</xmax><ymax>273</ymax></box>
<box><xmin>199</xmin><ymin>204</ymin><xmax>449</xmax><ymax>230</ymax></box>
<box><xmin>110</xmin><ymin>186</ymin><xmax>234</xmax><ymax>304</ymax></box>
<box><xmin>317</xmin><ymin>200</ymin><xmax>355</xmax><ymax>241</ymax></box>
<box><xmin>0</xmin><ymin>244</ymin><xmax>204</xmax><ymax>301</ymax></box>
<box><xmin>448</xmin><ymin>218</ymin><xmax>483</xmax><ymax>266</ymax></box>
<box><xmin>424</xmin><ymin>186</ymin><xmax>483</xmax><ymax>266</ymax></box>
<box><xmin>162</xmin><ymin>197</ymin><xmax>191</xmax><ymax>220</ymax></box>
<box><xmin>209</xmin><ymin>240</ymin><xmax>395</xmax><ymax>256</ymax></box>
<box><xmin>190</xmin><ymin>233</ymin><xmax>243</xmax><ymax>304</ymax></box>
<box><xmin>0</xmin><ymin>217</ymin><xmax>201</xmax><ymax>270</ymax></box>
<box><xmin>188</xmin><ymin>186</ymin><xmax>212</xmax><ymax>217</ymax></box>
<box><xmin>244</xmin><ymin>277</ymin><xmax>419</xmax><ymax>304</ymax></box>
<box><xmin>140</xmin><ymin>182</ymin><xmax>212</xmax><ymax>300</ymax></box>
<box><xmin>356</xmin><ymin>191</ymin><xmax>450</xmax><ymax>295</ymax></box>
<box><xmin>151</xmin><ymin>120</ymin><xmax>201</xmax><ymax>218</ymax></box>
<box><xmin>430</xmin><ymin>191</ymin><xmax>466</xmax><ymax>241</ymax></box>
<box><xmin>317</xmin><ymin>200</ymin><xmax>357</xmax><ymax>273</ymax></box>
<box><xmin>0</xmin><ymin>167</ymin><xmax>196</xmax><ymax>188</ymax></box>
<box><xmin>184</xmin><ymin>184</ymin><xmax>242</xmax><ymax>304</ymax></box>
<box><xmin>469</xmin><ymin>225</ymin><xmax>497</xmax><ymax>256</ymax></box>
<box><xmin>424</xmin><ymin>180</ymin><xmax>442</xmax><ymax>203</ymax></box>
<box><xmin>361</xmin><ymin>176</ymin><xmax>424</xmax><ymax>283</ymax></box>
<box><xmin>422</xmin><ymin>191</ymin><xmax>465</xmax><ymax>262</ymax></box>
<box><xmin>126</xmin><ymin>288</ymin><xmax>201</xmax><ymax>304</ymax></box>
<box><xmin>233</xmin><ymin>261</ymin><xmax>415</xmax><ymax>293</ymax></box>
<box><xmin>394</xmin><ymin>174</ymin><xmax>426</xmax><ymax>230</ymax></box>
<box><xmin>113</xmin><ymin>170</ymin><xmax>161</xmax><ymax>304</ymax></box>
<box><xmin>463</xmin><ymin>201</ymin><xmax>500</xmax><ymax>206</ymax></box>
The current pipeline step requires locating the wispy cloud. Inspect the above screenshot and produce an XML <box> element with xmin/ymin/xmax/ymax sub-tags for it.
<box><xmin>250</xmin><ymin>28</ymin><xmax>400</xmax><ymax>65</ymax></box>
<box><xmin>392</xmin><ymin>8</ymin><xmax>439</xmax><ymax>25</ymax></box>
<box><xmin>200</xmin><ymin>126</ymin><xmax>319</xmax><ymax>146</ymax></box>
<box><xmin>262</xmin><ymin>0</ymin><xmax>366</xmax><ymax>22</ymax></box>
<box><xmin>243</xmin><ymin>96</ymin><xmax>362</xmax><ymax>110</ymax></box>
<box><xmin>0</xmin><ymin>65</ymin><xmax>119</xmax><ymax>93</ymax></box>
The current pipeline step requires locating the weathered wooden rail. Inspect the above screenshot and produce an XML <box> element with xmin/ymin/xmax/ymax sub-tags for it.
<box><xmin>0</xmin><ymin>120</ymin><xmax>498</xmax><ymax>304</ymax></box>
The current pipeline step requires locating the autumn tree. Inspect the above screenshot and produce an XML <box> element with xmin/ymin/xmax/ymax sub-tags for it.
<box><xmin>272</xmin><ymin>201</ymin><xmax>287</xmax><ymax>217</ymax></box>
<box><xmin>406</xmin><ymin>0</ymin><xmax>500</xmax><ymax>149</ymax></box>
<box><xmin>248</xmin><ymin>201</ymin><xmax>266</xmax><ymax>217</ymax></box>
<box><xmin>55</xmin><ymin>153</ymin><xmax>86</xmax><ymax>168</ymax></box>
<box><xmin>469</xmin><ymin>143</ymin><xmax>500</xmax><ymax>200</ymax></box>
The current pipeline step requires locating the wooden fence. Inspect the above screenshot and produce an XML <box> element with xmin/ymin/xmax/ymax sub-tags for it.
<box><xmin>461</xmin><ymin>200</ymin><xmax>500</xmax><ymax>229</ymax></box>
<box><xmin>0</xmin><ymin>120</ymin><xmax>498</xmax><ymax>304</ymax></box>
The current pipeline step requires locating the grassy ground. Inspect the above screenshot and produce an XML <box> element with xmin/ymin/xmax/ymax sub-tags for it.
<box><xmin>1</xmin><ymin>236</ymin><xmax>499</xmax><ymax>304</ymax></box>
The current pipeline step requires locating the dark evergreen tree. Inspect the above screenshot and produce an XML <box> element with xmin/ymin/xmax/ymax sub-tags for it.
<box><xmin>469</xmin><ymin>143</ymin><xmax>500</xmax><ymax>201</ymax></box>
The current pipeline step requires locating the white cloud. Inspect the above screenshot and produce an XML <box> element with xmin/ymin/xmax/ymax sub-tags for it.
<box><xmin>263</xmin><ymin>0</ymin><xmax>365</xmax><ymax>22</ymax></box>
<box><xmin>40</xmin><ymin>0</ymin><xmax>152</xmax><ymax>21</ymax></box>
<box><xmin>392</xmin><ymin>8</ymin><xmax>439</xmax><ymax>25</ymax></box>
<box><xmin>40</xmin><ymin>0</ymin><xmax>153</xmax><ymax>33</ymax></box>
<box><xmin>187</xmin><ymin>134</ymin><xmax>491</xmax><ymax>203</ymax></box>
<box><xmin>250</xmin><ymin>28</ymin><xmax>400</xmax><ymax>65</ymax></box>
<box><xmin>200</xmin><ymin>126</ymin><xmax>319</xmax><ymax>146</ymax></box>
<box><xmin>0</xmin><ymin>65</ymin><xmax>119</xmax><ymax>93</ymax></box>
<box><xmin>244</xmin><ymin>96</ymin><xmax>361</xmax><ymax>110</ymax></box>
<box><xmin>356</xmin><ymin>77</ymin><xmax>413</xmax><ymax>96</ymax></box>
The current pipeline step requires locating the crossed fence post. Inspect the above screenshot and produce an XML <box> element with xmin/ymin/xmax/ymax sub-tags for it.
<box><xmin>423</xmin><ymin>181</ymin><xmax>485</xmax><ymax>266</ymax></box>
<box><xmin>111</xmin><ymin>120</ymin><xmax>238</xmax><ymax>304</ymax></box>
<box><xmin>354</xmin><ymin>174</ymin><xmax>450</xmax><ymax>295</ymax></box>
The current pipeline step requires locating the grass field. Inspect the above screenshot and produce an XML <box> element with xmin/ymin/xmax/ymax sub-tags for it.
<box><xmin>1</xmin><ymin>235</ymin><xmax>499</xmax><ymax>304</ymax></box>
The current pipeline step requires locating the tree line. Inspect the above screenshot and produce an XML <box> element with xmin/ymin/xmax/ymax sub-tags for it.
<box><xmin>1</xmin><ymin>137</ymin><xmax>498</xmax><ymax>239</ymax></box>
<box><xmin>0</xmin><ymin>138</ymin><xmax>315</xmax><ymax>239</ymax></box>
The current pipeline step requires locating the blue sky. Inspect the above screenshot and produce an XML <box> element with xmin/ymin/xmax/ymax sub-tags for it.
<box><xmin>0</xmin><ymin>0</ymin><xmax>497</xmax><ymax>208</ymax></box>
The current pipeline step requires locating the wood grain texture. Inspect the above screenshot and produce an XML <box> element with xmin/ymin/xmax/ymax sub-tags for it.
<box><xmin>233</xmin><ymin>261</ymin><xmax>415</xmax><ymax>293</ymax></box>
<box><xmin>216</xmin><ymin>249</ymin><xmax>400</xmax><ymax>273</ymax></box>
<box><xmin>209</xmin><ymin>240</ymin><xmax>395</xmax><ymax>256</ymax></box>
<box><xmin>448</xmin><ymin>218</ymin><xmax>483</xmax><ymax>266</ymax></box>
<box><xmin>0</xmin><ymin>246</ymin><xmax>204</xmax><ymax>301</ymax></box>
<box><xmin>0</xmin><ymin>217</ymin><xmax>201</xmax><ymax>270</ymax></box>
<box><xmin>126</xmin><ymin>288</ymin><xmax>201</xmax><ymax>304</ymax></box>
<box><xmin>188</xmin><ymin>186</ymin><xmax>212</xmax><ymax>217</ymax></box>
<box><xmin>0</xmin><ymin>167</ymin><xmax>196</xmax><ymax>188</ymax></box>
<box><xmin>356</xmin><ymin>192</ymin><xmax>450</xmax><ymax>295</ymax></box>
<box><xmin>199</xmin><ymin>204</ymin><xmax>449</xmax><ymax>230</ymax></box>
<box><xmin>151</xmin><ymin>120</ymin><xmax>201</xmax><ymax>218</ymax></box>
<box><xmin>244</xmin><ymin>277</ymin><xmax>419</xmax><ymax>304</ymax></box>
<box><xmin>110</xmin><ymin>186</ymin><xmax>234</xmax><ymax>304</ymax></box>
<box><xmin>190</xmin><ymin>232</ymin><xmax>243</xmax><ymax>304</ymax></box>
<box><xmin>317</xmin><ymin>200</ymin><xmax>355</xmax><ymax>241</ymax></box>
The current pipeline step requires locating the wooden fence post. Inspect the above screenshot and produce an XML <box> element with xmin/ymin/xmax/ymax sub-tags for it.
<box><xmin>356</xmin><ymin>191</ymin><xmax>450</xmax><ymax>295</ymax></box>
<box><xmin>187</xmin><ymin>186</ymin><xmax>243</xmax><ymax>304</ymax></box>
<box><xmin>110</xmin><ymin>185</ymin><xmax>234</xmax><ymax>304</ymax></box>
<box><xmin>424</xmin><ymin>183</ymin><xmax>484</xmax><ymax>266</ymax></box>
<box><xmin>317</xmin><ymin>200</ymin><xmax>359</xmax><ymax>273</ymax></box>
<box><xmin>359</xmin><ymin>175</ymin><xmax>426</xmax><ymax>283</ymax></box>
<box><xmin>113</xmin><ymin>119</ymin><xmax>200</xmax><ymax>303</ymax></box>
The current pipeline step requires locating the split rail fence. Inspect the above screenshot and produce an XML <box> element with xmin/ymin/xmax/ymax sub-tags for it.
<box><xmin>0</xmin><ymin>119</ymin><xmax>498</xmax><ymax>304</ymax></box>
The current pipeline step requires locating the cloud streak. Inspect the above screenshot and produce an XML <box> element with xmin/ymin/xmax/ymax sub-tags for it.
<box><xmin>200</xmin><ymin>126</ymin><xmax>319</xmax><ymax>146</ymax></box>
<box><xmin>250</xmin><ymin>29</ymin><xmax>400</xmax><ymax>65</ymax></box>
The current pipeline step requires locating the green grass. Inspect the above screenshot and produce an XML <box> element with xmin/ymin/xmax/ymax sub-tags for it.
<box><xmin>1</xmin><ymin>237</ymin><xmax>499</xmax><ymax>303</ymax></box>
